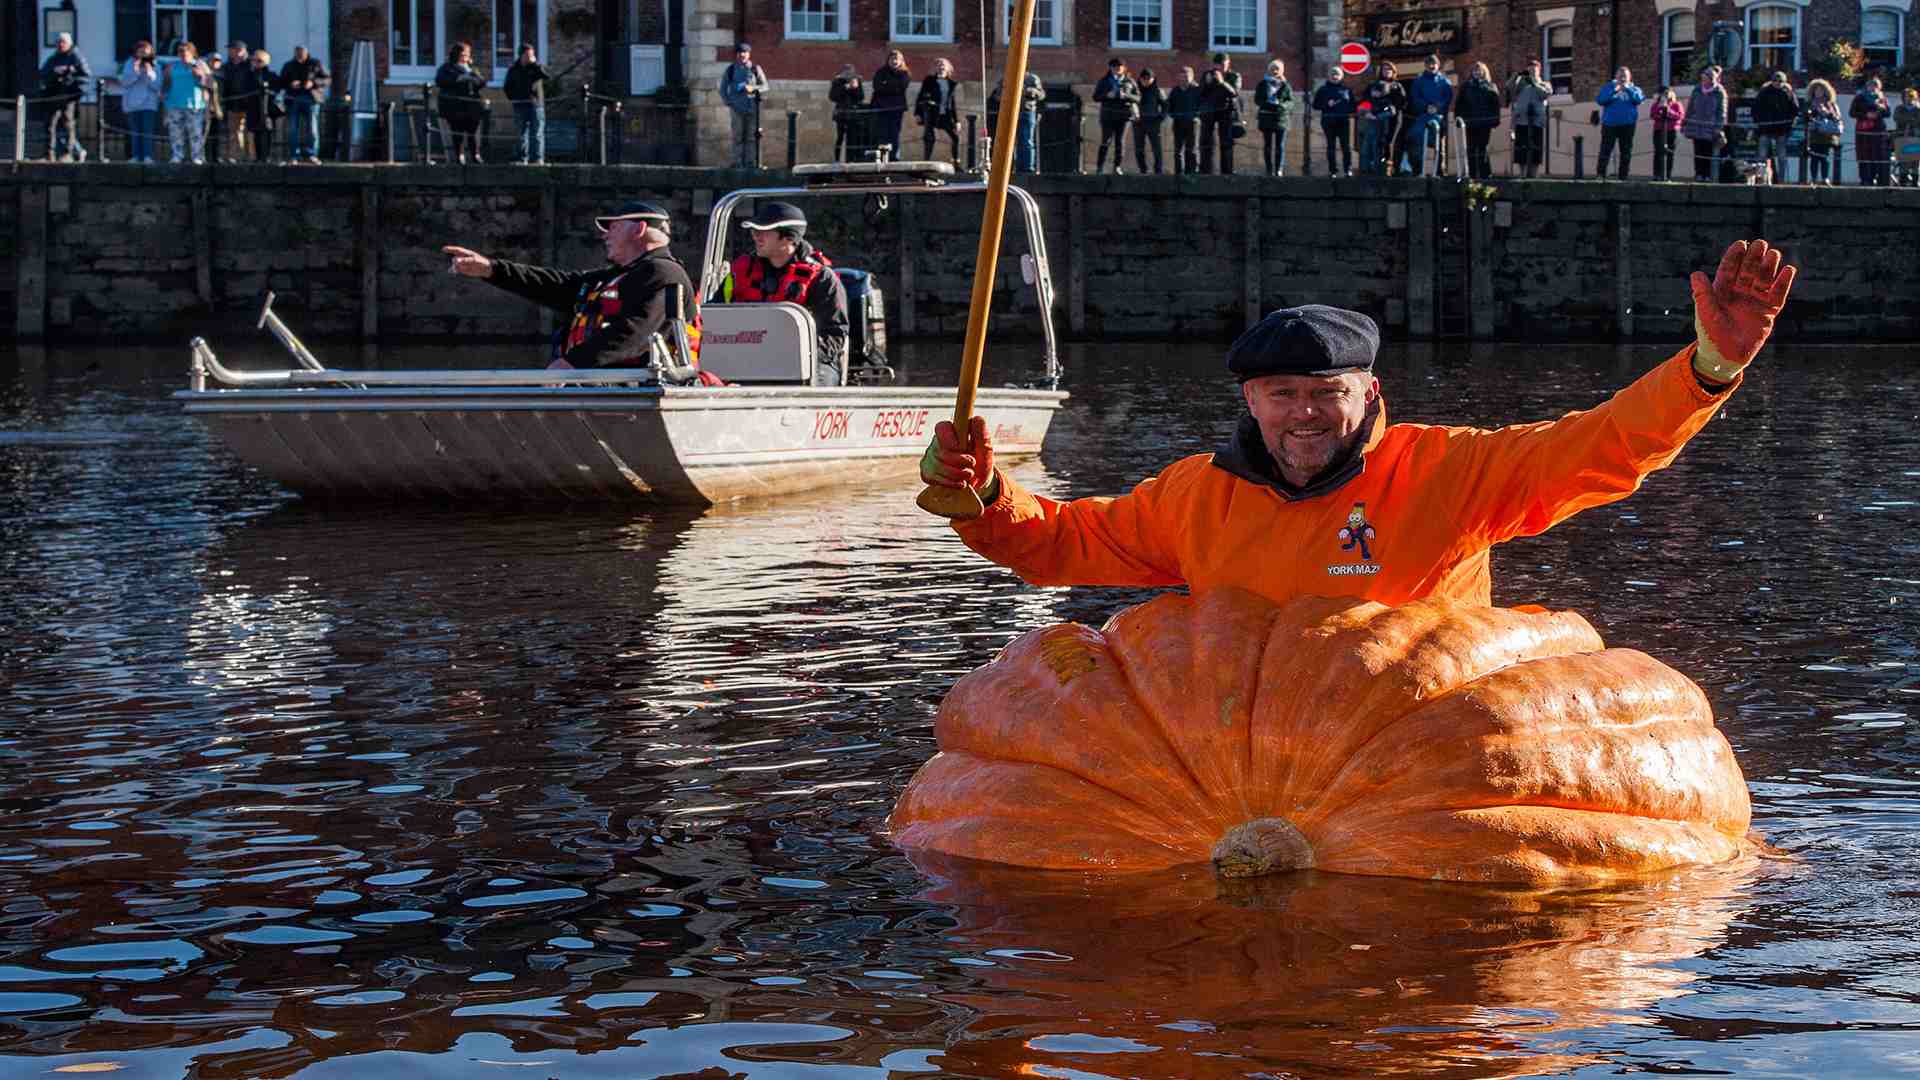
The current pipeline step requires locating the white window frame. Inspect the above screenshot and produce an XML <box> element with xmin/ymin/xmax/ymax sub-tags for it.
<box><xmin>1862</xmin><ymin>6</ymin><xmax>1906</xmax><ymax>68</ymax></box>
<box><xmin>1110</xmin><ymin>0</ymin><xmax>1171</xmax><ymax>50</ymax></box>
<box><xmin>389</xmin><ymin>0</ymin><xmax>446</xmax><ymax>83</ymax></box>
<box><xmin>1743</xmin><ymin>3</ymin><xmax>1800</xmax><ymax>73</ymax></box>
<box><xmin>1540</xmin><ymin>21</ymin><xmax>1574</xmax><ymax>96</ymax></box>
<box><xmin>1662</xmin><ymin>10</ymin><xmax>1696</xmax><ymax>88</ymax></box>
<box><xmin>786</xmin><ymin>0</ymin><xmax>848</xmax><ymax>41</ymax></box>
<box><xmin>1208</xmin><ymin>0</ymin><xmax>1265</xmax><ymax>53</ymax></box>
<box><xmin>1002</xmin><ymin>0</ymin><xmax>1064</xmax><ymax>46</ymax></box>
<box><xmin>488</xmin><ymin>0</ymin><xmax>549</xmax><ymax>85</ymax></box>
<box><xmin>892</xmin><ymin>0</ymin><xmax>955</xmax><ymax>42</ymax></box>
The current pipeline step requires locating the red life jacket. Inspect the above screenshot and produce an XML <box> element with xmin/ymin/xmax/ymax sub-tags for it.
<box><xmin>559</xmin><ymin>264</ymin><xmax>704</xmax><ymax>368</ymax></box>
<box><xmin>727</xmin><ymin>249</ymin><xmax>834</xmax><ymax>304</ymax></box>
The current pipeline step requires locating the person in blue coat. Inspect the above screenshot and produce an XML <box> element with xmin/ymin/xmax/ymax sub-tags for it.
<box><xmin>1310</xmin><ymin>67</ymin><xmax>1356</xmax><ymax>176</ymax></box>
<box><xmin>1406</xmin><ymin>54</ymin><xmax>1453</xmax><ymax>176</ymax></box>
<box><xmin>1596</xmin><ymin>66</ymin><xmax>1646</xmax><ymax>179</ymax></box>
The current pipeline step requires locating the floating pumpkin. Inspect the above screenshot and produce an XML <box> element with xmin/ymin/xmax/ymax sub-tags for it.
<box><xmin>891</xmin><ymin>591</ymin><xmax>1755</xmax><ymax>885</ymax></box>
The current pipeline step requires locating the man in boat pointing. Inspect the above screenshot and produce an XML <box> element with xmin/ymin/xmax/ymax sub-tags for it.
<box><xmin>442</xmin><ymin>200</ymin><xmax>704</xmax><ymax>374</ymax></box>
<box><xmin>920</xmin><ymin>239</ymin><xmax>1796</xmax><ymax>606</ymax></box>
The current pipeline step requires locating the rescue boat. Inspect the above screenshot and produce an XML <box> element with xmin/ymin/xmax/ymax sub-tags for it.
<box><xmin>174</xmin><ymin>163</ymin><xmax>1066</xmax><ymax>505</ymax></box>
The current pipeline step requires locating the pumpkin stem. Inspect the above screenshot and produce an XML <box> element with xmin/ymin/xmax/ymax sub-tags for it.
<box><xmin>1211</xmin><ymin>818</ymin><xmax>1314</xmax><ymax>879</ymax></box>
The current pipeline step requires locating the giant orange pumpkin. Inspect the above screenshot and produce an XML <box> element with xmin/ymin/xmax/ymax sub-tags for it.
<box><xmin>891</xmin><ymin>590</ymin><xmax>1756</xmax><ymax>885</ymax></box>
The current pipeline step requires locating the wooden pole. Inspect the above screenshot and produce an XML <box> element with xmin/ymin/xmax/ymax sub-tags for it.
<box><xmin>915</xmin><ymin>0</ymin><xmax>1038</xmax><ymax>520</ymax></box>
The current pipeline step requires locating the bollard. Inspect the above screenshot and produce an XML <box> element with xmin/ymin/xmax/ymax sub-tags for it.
<box><xmin>966</xmin><ymin>113</ymin><xmax>978</xmax><ymax>170</ymax></box>
<box><xmin>95</xmin><ymin>78</ymin><xmax>108</xmax><ymax>163</ymax></box>
<box><xmin>1302</xmin><ymin>109</ymin><xmax>1313</xmax><ymax>176</ymax></box>
<box><xmin>1573</xmin><ymin>133</ymin><xmax>1585</xmax><ymax>178</ymax></box>
<box><xmin>787</xmin><ymin>109</ymin><xmax>798</xmax><ymax>170</ymax></box>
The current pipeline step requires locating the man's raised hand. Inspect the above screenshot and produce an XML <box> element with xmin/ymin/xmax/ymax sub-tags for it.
<box><xmin>1691</xmin><ymin>239</ymin><xmax>1797</xmax><ymax>382</ymax></box>
<box><xmin>441</xmin><ymin>245</ymin><xmax>493</xmax><ymax>278</ymax></box>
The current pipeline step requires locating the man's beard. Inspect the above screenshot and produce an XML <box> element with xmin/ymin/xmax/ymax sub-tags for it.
<box><xmin>1261</xmin><ymin>400</ymin><xmax>1378</xmax><ymax>485</ymax></box>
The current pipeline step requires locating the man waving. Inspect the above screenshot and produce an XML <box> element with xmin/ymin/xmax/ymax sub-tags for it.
<box><xmin>921</xmin><ymin>240</ymin><xmax>1796</xmax><ymax>606</ymax></box>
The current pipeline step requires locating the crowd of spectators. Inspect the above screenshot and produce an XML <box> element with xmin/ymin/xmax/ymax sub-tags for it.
<box><xmin>27</xmin><ymin>35</ymin><xmax>1920</xmax><ymax>184</ymax></box>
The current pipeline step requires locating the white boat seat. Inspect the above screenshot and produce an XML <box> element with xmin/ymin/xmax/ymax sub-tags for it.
<box><xmin>699</xmin><ymin>302</ymin><xmax>817</xmax><ymax>384</ymax></box>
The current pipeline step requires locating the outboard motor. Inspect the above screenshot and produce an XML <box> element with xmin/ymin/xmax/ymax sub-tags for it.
<box><xmin>835</xmin><ymin>268</ymin><xmax>894</xmax><ymax>384</ymax></box>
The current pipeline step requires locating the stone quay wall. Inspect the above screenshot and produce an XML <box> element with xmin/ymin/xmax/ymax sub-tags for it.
<box><xmin>3</xmin><ymin>165</ymin><xmax>1917</xmax><ymax>348</ymax></box>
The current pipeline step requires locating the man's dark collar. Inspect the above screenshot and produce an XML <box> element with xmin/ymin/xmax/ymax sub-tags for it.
<box><xmin>1209</xmin><ymin>398</ymin><xmax>1384</xmax><ymax>502</ymax></box>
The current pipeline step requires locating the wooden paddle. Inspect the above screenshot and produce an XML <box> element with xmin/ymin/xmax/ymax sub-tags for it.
<box><xmin>915</xmin><ymin>0</ymin><xmax>1040</xmax><ymax>520</ymax></box>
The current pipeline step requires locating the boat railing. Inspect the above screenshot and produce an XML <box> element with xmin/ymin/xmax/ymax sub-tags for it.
<box><xmin>699</xmin><ymin>171</ymin><xmax>1061</xmax><ymax>387</ymax></box>
<box><xmin>187</xmin><ymin>337</ymin><xmax>662</xmax><ymax>391</ymax></box>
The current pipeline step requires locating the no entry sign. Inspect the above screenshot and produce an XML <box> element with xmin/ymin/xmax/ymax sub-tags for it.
<box><xmin>1339</xmin><ymin>42</ymin><xmax>1371</xmax><ymax>76</ymax></box>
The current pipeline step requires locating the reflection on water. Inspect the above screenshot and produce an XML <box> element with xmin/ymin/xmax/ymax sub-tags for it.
<box><xmin>1</xmin><ymin>340</ymin><xmax>1918</xmax><ymax>1076</ymax></box>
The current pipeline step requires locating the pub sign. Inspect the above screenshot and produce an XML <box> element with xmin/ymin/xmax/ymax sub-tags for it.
<box><xmin>1366</xmin><ymin>8</ymin><xmax>1469</xmax><ymax>56</ymax></box>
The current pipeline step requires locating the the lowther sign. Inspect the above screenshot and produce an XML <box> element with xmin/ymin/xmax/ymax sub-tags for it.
<box><xmin>1366</xmin><ymin>8</ymin><xmax>1468</xmax><ymax>55</ymax></box>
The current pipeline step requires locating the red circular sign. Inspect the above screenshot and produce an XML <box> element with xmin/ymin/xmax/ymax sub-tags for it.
<box><xmin>1339</xmin><ymin>42</ymin><xmax>1371</xmax><ymax>76</ymax></box>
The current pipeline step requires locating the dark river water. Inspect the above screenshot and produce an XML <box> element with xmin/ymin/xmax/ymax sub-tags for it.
<box><xmin>2</xmin><ymin>337</ymin><xmax>1918</xmax><ymax>1079</ymax></box>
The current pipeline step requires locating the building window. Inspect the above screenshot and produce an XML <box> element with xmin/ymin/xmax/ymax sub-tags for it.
<box><xmin>493</xmin><ymin>0</ymin><xmax>546</xmax><ymax>75</ymax></box>
<box><xmin>391</xmin><ymin>0</ymin><xmax>441</xmax><ymax>74</ymax></box>
<box><xmin>1863</xmin><ymin>8</ymin><xmax>1904</xmax><ymax>70</ymax></box>
<box><xmin>1004</xmin><ymin>0</ymin><xmax>1061</xmax><ymax>45</ymax></box>
<box><xmin>1542</xmin><ymin>22</ymin><xmax>1573</xmax><ymax>94</ymax></box>
<box><xmin>154</xmin><ymin>0</ymin><xmax>218</xmax><ymax>60</ymax></box>
<box><xmin>1112</xmin><ymin>0</ymin><xmax>1169</xmax><ymax>48</ymax></box>
<box><xmin>787</xmin><ymin>0</ymin><xmax>844</xmax><ymax>39</ymax></box>
<box><xmin>1745</xmin><ymin>5</ymin><xmax>1798</xmax><ymax>71</ymax></box>
<box><xmin>1662</xmin><ymin>11</ymin><xmax>1695</xmax><ymax>87</ymax></box>
<box><xmin>893</xmin><ymin>0</ymin><xmax>954</xmax><ymax>41</ymax></box>
<box><xmin>1210</xmin><ymin>0</ymin><xmax>1263</xmax><ymax>51</ymax></box>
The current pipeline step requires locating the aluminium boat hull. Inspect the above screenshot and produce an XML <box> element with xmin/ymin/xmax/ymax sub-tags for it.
<box><xmin>177</xmin><ymin>383</ymin><xmax>1066</xmax><ymax>504</ymax></box>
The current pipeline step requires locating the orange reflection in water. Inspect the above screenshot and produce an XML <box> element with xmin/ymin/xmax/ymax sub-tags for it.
<box><xmin>912</xmin><ymin>852</ymin><xmax>1761</xmax><ymax>1079</ymax></box>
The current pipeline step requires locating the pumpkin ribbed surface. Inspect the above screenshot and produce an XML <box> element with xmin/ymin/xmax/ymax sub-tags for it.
<box><xmin>890</xmin><ymin>591</ymin><xmax>1754</xmax><ymax>884</ymax></box>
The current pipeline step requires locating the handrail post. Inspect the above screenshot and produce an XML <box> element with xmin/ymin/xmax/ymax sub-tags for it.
<box><xmin>13</xmin><ymin>95</ymin><xmax>24</xmax><ymax>165</ymax></box>
<box><xmin>598</xmin><ymin>101</ymin><xmax>609</xmax><ymax>165</ymax></box>
<box><xmin>786</xmin><ymin>108</ymin><xmax>798</xmax><ymax>170</ymax></box>
<box><xmin>966</xmin><ymin>112</ymin><xmax>978</xmax><ymax>170</ymax></box>
<box><xmin>385</xmin><ymin>100</ymin><xmax>396</xmax><ymax>162</ymax></box>
<box><xmin>95</xmin><ymin>77</ymin><xmax>107</xmax><ymax>163</ymax></box>
<box><xmin>1573</xmin><ymin>133</ymin><xmax>1585</xmax><ymax>178</ymax></box>
<box><xmin>1302</xmin><ymin>107</ymin><xmax>1313</xmax><ymax>176</ymax></box>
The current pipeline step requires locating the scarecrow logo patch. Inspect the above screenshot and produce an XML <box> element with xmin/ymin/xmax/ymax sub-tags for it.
<box><xmin>1328</xmin><ymin>502</ymin><xmax>1381</xmax><ymax>577</ymax></box>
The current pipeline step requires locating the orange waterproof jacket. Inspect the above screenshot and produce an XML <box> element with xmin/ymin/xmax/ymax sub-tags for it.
<box><xmin>955</xmin><ymin>347</ymin><xmax>1736</xmax><ymax>606</ymax></box>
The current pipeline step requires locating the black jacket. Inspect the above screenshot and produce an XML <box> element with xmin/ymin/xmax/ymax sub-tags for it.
<box><xmin>436</xmin><ymin>62</ymin><xmax>487</xmax><ymax>121</ymax></box>
<box><xmin>1752</xmin><ymin>83</ymin><xmax>1799</xmax><ymax>135</ymax></box>
<box><xmin>230</xmin><ymin>64</ymin><xmax>279</xmax><ymax>130</ymax></box>
<box><xmin>1094</xmin><ymin>73</ymin><xmax>1141</xmax><ymax>120</ymax></box>
<box><xmin>485</xmin><ymin>247</ymin><xmax>696</xmax><ymax>369</ymax></box>
<box><xmin>1137</xmin><ymin>82</ymin><xmax>1167</xmax><ymax>123</ymax></box>
<box><xmin>872</xmin><ymin>66</ymin><xmax>911</xmax><ymax>110</ymax></box>
<box><xmin>830</xmin><ymin>75</ymin><xmax>865</xmax><ymax>118</ymax></box>
<box><xmin>1166</xmin><ymin>83</ymin><xmax>1204</xmax><ymax>125</ymax></box>
<box><xmin>1311</xmin><ymin>80</ymin><xmax>1356</xmax><ymax>120</ymax></box>
<box><xmin>915</xmin><ymin>75</ymin><xmax>959</xmax><ymax>125</ymax></box>
<box><xmin>40</xmin><ymin>49</ymin><xmax>92</xmax><ymax>102</ymax></box>
<box><xmin>1198</xmin><ymin>71</ymin><xmax>1240</xmax><ymax>124</ymax></box>
<box><xmin>277</xmin><ymin>55</ymin><xmax>327</xmax><ymax>102</ymax></box>
<box><xmin>1456</xmin><ymin>77</ymin><xmax>1502</xmax><ymax>129</ymax></box>
<box><xmin>504</xmin><ymin>61</ymin><xmax>551</xmax><ymax>104</ymax></box>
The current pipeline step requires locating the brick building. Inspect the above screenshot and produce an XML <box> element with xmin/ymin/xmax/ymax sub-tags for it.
<box><xmin>713</xmin><ymin>0</ymin><xmax>1328</xmax><ymax>169</ymax></box>
<box><xmin>1337</xmin><ymin>0</ymin><xmax>1916</xmax><ymax>175</ymax></box>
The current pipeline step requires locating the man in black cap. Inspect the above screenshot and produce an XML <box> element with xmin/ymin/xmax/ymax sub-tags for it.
<box><xmin>442</xmin><ymin>200</ymin><xmax>703</xmax><ymax>373</ymax></box>
<box><xmin>720</xmin><ymin>202</ymin><xmax>850</xmax><ymax>387</ymax></box>
<box><xmin>919</xmin><ymin>240</ymin><xmax>1797</xmax><ymax>608</ymax></box>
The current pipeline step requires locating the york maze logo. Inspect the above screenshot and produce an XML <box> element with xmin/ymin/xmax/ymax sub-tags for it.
<box><xmin>1328</xmin><ymin>502</ymin><xmax>1382</xmax><ymax>577</ymax></box>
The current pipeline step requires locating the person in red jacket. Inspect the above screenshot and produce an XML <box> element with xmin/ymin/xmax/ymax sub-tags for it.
<box><xmin>919</xmin><ymin>239</ymin><xmax>1796</xmax><ymax>607</ymax></box>
<box><xmin>720</xmin><ymin>201</ymin><xmax>850</xmax><ymax>386</ymax></box>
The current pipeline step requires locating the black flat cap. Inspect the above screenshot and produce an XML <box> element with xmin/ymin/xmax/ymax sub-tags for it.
<box><xmin>1226</xmin><ymin>305</ymin><xmax>1380</xmax><ymax>381</ymax></box>
<box><xmin>594</xmin><ymin>200</ymin><xmax>672</xmax><ymax>232</ymax></box>
<box><xmin>741</xmin><ymin>201</ymin><xmax>808</xmax><ymax>235</ymax></box>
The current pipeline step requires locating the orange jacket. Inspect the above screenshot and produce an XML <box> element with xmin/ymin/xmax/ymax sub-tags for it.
<box><xmin>955</xmin><ymin>346</ymin><xmax>1736</xmax><ymax>606</ymax></box>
